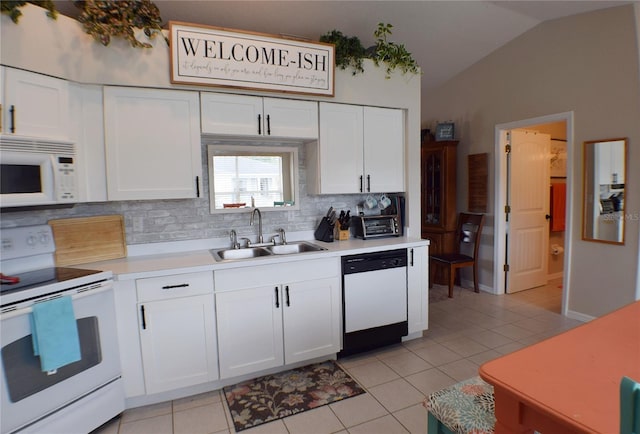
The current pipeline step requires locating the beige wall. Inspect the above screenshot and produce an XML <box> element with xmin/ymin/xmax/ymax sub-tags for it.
<box><xmin>423</xmin><ymin>5</ymin><xmax>640</xmax><ymax>318</ymax></box>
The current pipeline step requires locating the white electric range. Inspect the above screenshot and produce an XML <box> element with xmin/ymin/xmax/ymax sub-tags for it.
<box><xmin>1</xmin><ymin>224</ymin><xmax>124</xmax><ymax>434</ymax></box>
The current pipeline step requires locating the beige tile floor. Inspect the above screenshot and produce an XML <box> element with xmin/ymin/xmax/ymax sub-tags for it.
<box><xmin>94</xmin><ymin>278</ymin><xmax>581</xmax><ymax>434</ymax></box>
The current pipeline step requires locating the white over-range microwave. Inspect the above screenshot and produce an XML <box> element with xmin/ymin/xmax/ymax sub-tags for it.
<box><xmin>0</xmin><ymin>137</ymin><xmax>78</xmax><ymax>208</ymax></box>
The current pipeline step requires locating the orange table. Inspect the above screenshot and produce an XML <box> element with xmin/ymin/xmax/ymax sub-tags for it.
<box><xmin>480</xmin><ymin>301</ymin><xmax>640</xmax><ymax>434</ymax></box>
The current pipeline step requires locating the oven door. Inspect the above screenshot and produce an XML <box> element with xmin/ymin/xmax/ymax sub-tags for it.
<box><xmin>1</xmin><ymin>283</ymin><xmax>122</xmax><ymax>434</ymax></box>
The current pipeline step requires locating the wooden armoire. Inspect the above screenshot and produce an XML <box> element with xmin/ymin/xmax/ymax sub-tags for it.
<box><xmin>421</xmin><ymin>136</ymin><xmax>458</xmax><ymax>275</ymax></box>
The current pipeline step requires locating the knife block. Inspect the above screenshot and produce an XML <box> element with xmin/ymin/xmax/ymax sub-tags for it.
<box><xmin>314</xmin><ymin>217</ymin><xmax>334</xmax><ymax>242</ymax></box>
<box><xmin>335</xmin><ymin>226</ymin><xmax>350</xmax><ymax>241</ymax></box>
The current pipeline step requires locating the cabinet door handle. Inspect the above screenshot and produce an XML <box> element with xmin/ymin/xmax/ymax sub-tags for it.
<box><xmin>410</xmin><ymin>248</ymin><xmax>414</xmax><ymax>266</ymax></box>
<box><xmin>141</xmin><ymin>305</ymin><xmax>147</xmax><ymax>330</ymax></box>
<box><xmin>275</xmin><ymin>286</ymin><xmax>280</xmax><ymax>308</ymax></box>
<box><xmin>195</xmin><ymin>176</ymin><xmax>200</xmax><ymax>198</ymax></box>
<box><xmin>367</xmin><ymin>175</ymin><xmax>371</xmax><ymax>192</ymax></box>
<box><xmin>258</xmin><ymin>114</ymin><xmax>262</xmax><ymax>135</ymax></box>
<box><xmin>9</xmin><ymin>105</ymin><xmax>15</xmax><ymax>133</ymax></box>
<box><xmin>285</xmin><ymin>285</ymin><xmax>290</xmax><ymax>307</ymax></box>
<box><xmin>359</xmin><ymin>175</ymin><xmax>363</xmax><ymax>193</ymax></box>
<box><xmin>266</xmin><ymin>114</ymin><xmax>271</xmax><ymax>135</ymax></box>
<box><xmin>161</xmin><ymin>283</ymin><xmax>189</xmax><ymax>289</ymax></box>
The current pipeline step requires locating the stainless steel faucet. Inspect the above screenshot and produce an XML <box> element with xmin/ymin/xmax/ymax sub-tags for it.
<box><xmin>250</xmin><ymin>208</ymin><xmax>263</xmax><ymax>244</ymax></box>
<box><xmin>230</xmin><ymin>229</ymin><xmax>240</xmax><ymax>249</ymax></box>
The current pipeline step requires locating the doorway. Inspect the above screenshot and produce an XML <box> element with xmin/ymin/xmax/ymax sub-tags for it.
<box><xmin>494</xmin><ymin>112</ymin><xmax>574</xmax><ymax>316</ymax></box>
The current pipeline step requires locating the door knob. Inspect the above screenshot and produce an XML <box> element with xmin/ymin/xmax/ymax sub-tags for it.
<box><xmin>545</xmin><ymin>214</ymin><xmax>551</xmax><ymax>220</ymax></box>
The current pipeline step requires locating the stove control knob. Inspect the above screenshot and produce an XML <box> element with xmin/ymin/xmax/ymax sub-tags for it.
<box><xmin>27</xmin><ymin>235</ymin><xmax>37</xmax><ymax>246</ymax></box>
<box><xmin>40</xmin><ymin>233</ymin><xmax>50</xmax><ymax>245</ymax></box>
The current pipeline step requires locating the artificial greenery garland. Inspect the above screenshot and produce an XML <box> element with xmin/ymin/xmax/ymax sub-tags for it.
<box><xmin>1</xmin><ymin>0</ymin><xmax>167</xmax><ymax>48</ymax></box>
<box><xmin>1</xmin><ymin>1</ymin><xmax>57</xmax><ymax>23</ymax></box>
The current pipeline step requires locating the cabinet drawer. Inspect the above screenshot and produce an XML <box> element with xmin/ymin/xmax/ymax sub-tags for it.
<box><xmin>137</xmin><ymin>271</ymin><xmax>213</xmax><ymax>302</ymax></box>
<box><xmin>215</xmin><ymin>257</ymin><xmax>339</xmax><ymax>291</ymax></box>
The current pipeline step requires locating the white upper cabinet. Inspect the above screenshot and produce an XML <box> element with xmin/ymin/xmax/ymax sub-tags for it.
<box><xmin>363</xmin><ymin>106</ymin><xmax>405</xmax><ymax>193</ymax></box>
<box><xmin>2</xmin><ymin>67</ymin><xmax>69</xmax><ymax>140</ymax></box>
<box><xmin>309</xmin><ymin>102</ymin><xmax>404</xmax><ymax>194</ymax></box>
<box><xmin>104</xmin><ymin>87</ymin><xmax>202</xmax><ymax>200</ymax></box>
<box><xmin>262</xmin><ymin>97</ymin><xmax>318</xmax><ymax>138</ymax></box>
<box><xmin>200</xmin><ymin>93</ymin><xmax>318</xmax><ymax>139</ymax></box>
<box><xmin>314</xmin><ymin>103</ymin><xmax>364</xmax><ymax>194</ymax></box>
<box><xmin>596</xmin><ymin>140</ymin><xmax>625</xmax><ymax>185</ymax></box>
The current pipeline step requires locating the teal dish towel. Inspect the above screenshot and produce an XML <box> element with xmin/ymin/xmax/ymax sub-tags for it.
<box><xmin>30</xmin><ymin>296</ymin><xmax>81</xmax><ymax>372</ymax></box>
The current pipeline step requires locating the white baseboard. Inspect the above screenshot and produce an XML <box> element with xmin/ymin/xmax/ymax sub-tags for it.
<box><xmin>547</xmin><ymin>272</ymin><xmax>563</xmax><ymax>280</ymax></box>
<box><xmin>566</xmin><ymin>309</ymin><xmax>594</xmax><ymax>322</ymax></box>
<box><xmin>460</xmin><ymin>278</ymin><xmax>500</xmax><ymax>295</ymax></box>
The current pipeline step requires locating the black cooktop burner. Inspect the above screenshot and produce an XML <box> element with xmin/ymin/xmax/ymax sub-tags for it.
<box><xmin>0</xmin><ymin>267</ymin><xmax>102</xmax><ymax>294</ymax></box>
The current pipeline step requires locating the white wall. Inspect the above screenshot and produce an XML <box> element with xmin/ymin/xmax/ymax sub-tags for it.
<box><xmin>423</xmin><ymin>5</ymin><xmax>640</xmax><ymax>318</ymax></box>
<box><xmin>0</xmin><ymin>4</ymin><xmax>421</xmax><ymax>240</ymax></box>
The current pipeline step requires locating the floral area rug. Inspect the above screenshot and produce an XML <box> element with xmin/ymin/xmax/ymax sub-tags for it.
<box><xmin>223</xmin><ymin>360</ymin><xmax>365</xmax><ymax>432</ymax></box>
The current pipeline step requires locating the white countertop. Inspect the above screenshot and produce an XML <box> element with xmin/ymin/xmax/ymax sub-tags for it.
<box><xmin>75</xmin><ymin>236</ymin><xmax>429</xmax><ymax>281</ymax></box>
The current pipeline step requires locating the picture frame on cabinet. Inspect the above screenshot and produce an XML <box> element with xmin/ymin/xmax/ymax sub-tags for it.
<box><xmin>435</xmin><ymin>122</ymin><xmax>455</xmax><ymax>141</ymax></box>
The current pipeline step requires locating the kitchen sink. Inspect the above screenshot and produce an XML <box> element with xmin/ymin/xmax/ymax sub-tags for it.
<box><xmin>212</xmin><ymin>247</ymin><xmax>271</xmax><ymax>261</ymax></box>
<box><xmin>211</xmin><ymin>242</ymin><xmax>326</xmax><ymax>261</ymax></box>
<box><xmin>267</xmin><ymin>241</ymin><xmax>326</xmax><ymax>255</ymax></box>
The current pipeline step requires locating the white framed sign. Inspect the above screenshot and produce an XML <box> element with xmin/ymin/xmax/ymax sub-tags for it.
<box><xmin>170</xmin><ymin>22</ymin><xmax>335</xmax><ymax>96</ymax></box>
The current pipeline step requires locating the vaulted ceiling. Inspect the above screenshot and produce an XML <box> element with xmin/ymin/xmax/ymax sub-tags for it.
<box><xmin>53</xmin><ymin>1</ymin><xmax>633</xmax><ymax>98</ymax></box>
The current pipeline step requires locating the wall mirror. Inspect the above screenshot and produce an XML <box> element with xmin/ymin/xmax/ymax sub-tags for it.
<box><xmin>207</xmin><ymin>144</ymin><xmax>299</xmax><ymax>213</ymax></box>
<box><xmin>582</xmin><ymin>138</ymin><xmax>627</xmax><ymax>244</ymax></box>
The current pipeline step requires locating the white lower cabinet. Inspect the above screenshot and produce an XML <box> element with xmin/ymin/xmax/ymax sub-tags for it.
<box><xmin>215</xmin><ymin>258</ymin><xmax>340</xmax><ymax>379</ymax></box>
<box><xmin>136</xmin><ymin>271</ymin><xmax>218</xmax><ymax>394</ymax></box>
<box><xmin>407</xmin><ymin>245</ymin><xmax>429</xmax><ymax>334</ymax></box>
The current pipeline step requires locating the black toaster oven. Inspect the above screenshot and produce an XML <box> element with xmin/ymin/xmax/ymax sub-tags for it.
<box><xmin>352</xmin><ymin>215</ymin><xmax>401</xmax><ymax>239</ymax></box>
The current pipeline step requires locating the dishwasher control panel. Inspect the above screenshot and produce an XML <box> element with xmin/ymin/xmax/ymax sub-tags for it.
<box><xmin>342</xmin><ymin>248</ymin><xmax>407</xmax><ymax>274</ymax></box>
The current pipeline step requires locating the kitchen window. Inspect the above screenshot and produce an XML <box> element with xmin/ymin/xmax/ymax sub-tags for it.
<box><xmin>207</xmin><ymin>144</ymin><xmax>299</xmax><ymax>213</ymax></box>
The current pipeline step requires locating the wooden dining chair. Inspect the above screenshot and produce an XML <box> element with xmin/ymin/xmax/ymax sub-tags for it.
<box><xmin>621</xmin><ymin>376</ymin><xmax>640</xmax><ymax>434</ymax></box>
<box><xmin>430</xmin><ymin>212</ymin><xmax>485</xmax><ymax>298</ymax></box>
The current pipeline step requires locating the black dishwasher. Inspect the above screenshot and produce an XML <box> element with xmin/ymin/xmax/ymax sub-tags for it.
<box><xmin>339</xmin><ymin>248</ymin><xmax>408</xmax><ymax>357</ymax></box>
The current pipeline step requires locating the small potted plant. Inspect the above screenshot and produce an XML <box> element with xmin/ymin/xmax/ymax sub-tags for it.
<box><xmin>369</xmin><ymin>23</ymin><xmax>420</xmax><ymax>78</ymax></box>
<box><xmin>319</xmin><ymin>29</ymin><xmax>366</xmax><ymax>75</ymax></box>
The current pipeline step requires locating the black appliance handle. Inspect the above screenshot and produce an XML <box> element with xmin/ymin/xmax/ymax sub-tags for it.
<box><xmin>285</xmin><ymin>285</ymin><xmax>290</xmax><ymax>307</ymax></box>
<box><xmin>161</xmin><ymin>283</ymin><xmax>189</xmax><ymax>290</ymax></box>
<box><xmin>275</xmin><ymin>286</ymin><xmax>279</xmax><ymax>308</ymax></box>
<box><xmin>10</xmin><ymin>105</ymin><xmax>15</xmax><ymax>133</ymax></box>
<box><xmin>141</xmin><ymin>305</ymin><xmax>147</xmax><ymax>330</ymax></box>
<box><xmin>258</xmin><ymin>114</ymin><xmax>262</xmax><ymax>135</ymax></box>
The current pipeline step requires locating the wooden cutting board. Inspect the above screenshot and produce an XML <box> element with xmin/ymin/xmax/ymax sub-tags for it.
<box><xmin>48</xmin><ymin>215</ymin><xmax>127</xmax><ymax>266</ymax></box>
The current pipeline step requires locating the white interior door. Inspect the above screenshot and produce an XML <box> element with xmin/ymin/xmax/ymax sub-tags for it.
<box><xmin>507</xmin><ymin>129</ymin><xmax>550</xmax><ymax>293</ymax></box>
